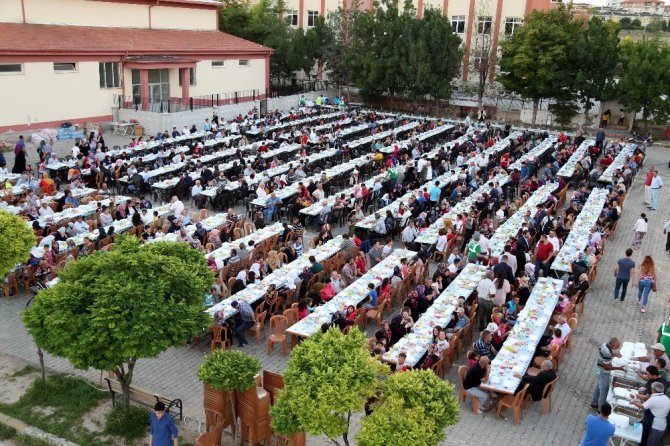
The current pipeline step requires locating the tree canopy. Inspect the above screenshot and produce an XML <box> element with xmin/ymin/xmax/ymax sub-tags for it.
<box><xmin>23</xmin><ymin>236</ymin><xmax>214</xmax><ymax>407</ymax></box>
<box><xmin>0</xmin><ymin>210</ymin><xmax>35</xmax><ymax>280</ymax></box>
<box><xmin>270</xmin><ymin>328</ymin><xmax>386</xmax><ymax>446</ymax></box>
<box><xmin>617</xmin><ymin>37</ymin><xmax>670</xmax><ymax>129</ymax></box>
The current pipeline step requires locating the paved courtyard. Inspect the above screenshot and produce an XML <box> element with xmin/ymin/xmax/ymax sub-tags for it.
<box><xmin>0</xmin><ymin>137</ymin><xmax>668</xmax><ymax>444</ymax></box>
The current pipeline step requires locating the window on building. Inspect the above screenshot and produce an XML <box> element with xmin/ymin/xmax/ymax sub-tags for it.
<box><xmin>504</xmin><ymin>17</ymin><xmax>523</xmax><ymax>35</ymax></box>
<box><xmin>286</xmin><ymin>10</ymin><xmax>298</xmax><ymax>27</ymax></box>
<box><xmin>451</xmin><ymin>15</ymin><xmax>466</xmax><ymax>34</ymax></box>
<box><xmin>211</xmin><ymin>60</ymin><xmax>226</xmax><ymax>68</ymax></box>
<box><xmin>473</xmin><ymin>51</ymin><xmax>490</xmax><ymax>71</ymax></box>
<box><xmin>477</xmin><ymin>16</ymin><xmax>493</xmax><ymax>34</ymax></box>
<box><xmin>98</xmin><ymin>62</ymin><xmax>120</xmax><ymax>88</ymax></box>
<box><xmin>54</xmin><ymin>62</ymin><xmax>77</xmax><ymax>73</ymax></box>
<box><xmin>0</xmin><ymin>64</ymin><xmax>23</xmax><ymax>74</ymax></box>
<box><xmin>307</xmin><ymin>10</ymin><xmax>319</xmax><ymax>27</ymax></box>
<box><xmin>178</xmin><ymin>67</ymin><xmax>197</xmax><ymax>86</ymax></box>
<box><xmin>132</xmin><ymin>68</ymin><xmax>169</xmax><ymax>106</ymax></box>
<box><xmin>239</xmin><ymin>60</ymin><xmax>250</xmax><ymax>66</ymax></box>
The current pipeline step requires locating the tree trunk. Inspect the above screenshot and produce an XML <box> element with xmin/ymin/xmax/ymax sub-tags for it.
<box><xmin>583</xmin><ymin>98</ymin><xmax>592</xmax><ymax>126</ymax></box>
<box><xmin>37</xmin><ymin>347</ymin><xmax>46</xmax><ymax>381</ymax></box>
<box><xmin>531</xmin><ymin>100</ymin><xmax>539</xmax><ymax>126</ymax></box>
<box><xmin>114</xmin><ymin>359</ymin><xmax>136</xmax><ymax>409</ymax></box>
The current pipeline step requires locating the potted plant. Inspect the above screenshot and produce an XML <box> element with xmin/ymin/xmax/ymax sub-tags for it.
<box><xmin>197</xmin><ymin>350</ymin><xmax>260</xmax><ymax>439</ymax></box>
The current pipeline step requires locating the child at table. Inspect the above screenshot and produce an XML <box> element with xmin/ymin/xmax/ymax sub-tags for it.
<box><xmin>492</xmin><ymin>318</ymin><xmax>510</xmax><ymax>351</ymax></box>
<box><xmin>467</xmin><ymin>351</ymin><xmax>479</xmax><ymax>367</ymax></box>
<box><xmin>435</xmin><ymin>330</ymin><xmax>450</xmax><ymax>357</ymax></box>
<box><xmin>395</xmin><ymin>353</ymin><xmax>409</xmax><ymax>372</ymax></box>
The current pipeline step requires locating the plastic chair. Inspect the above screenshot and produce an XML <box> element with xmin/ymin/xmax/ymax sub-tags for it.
<box><xmin>365</xmin><ymin>300</ymin><xmax>387</xmax><ymax>328</ymax></box>
<box><xmin>211</xmin><ymin>325</ymin><xmax>231</xmax><ymax>351</ymax></box>
<box><xmin>249</xmin><ymin>310</ymin><xmax>268</xmax><ymax>345</ymax></box>
<box><xmin>268</xmin><ymin>315</ymin><xmax>288</xmax><ymax>356</ymax></box>
<box><xmin>458</xmin><ymin>365</ymin><xmax>479</xmax><ymax>415</ymax></box>
<box><xmin>565</xmin><ymin>317</ymin><xmax>578</xmax><ymax>350</ymax></box>
<box><xmin>283</xmin><ymin>308</ymin><xmax>298</xmax><ymax>327</ymax></box>
<box><xmin>3</xmin><ymin>271</ymin><xmax>20</xmax><ymax>300</ymax></box>
<box><xmin>496</xmin><ymin>384</ymin><xmax>529</xmax><ymax>425</ymax></box>
<box><xmin>538</xmin><ymin>378</ymin><xmax>558</xmax><ymax>415</ymax></box>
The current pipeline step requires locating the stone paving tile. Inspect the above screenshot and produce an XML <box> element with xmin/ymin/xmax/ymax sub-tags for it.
<box><xmin>1</xmin><ymin>145</ymin><xmax>669</xmax><ymax>445</ymax></box>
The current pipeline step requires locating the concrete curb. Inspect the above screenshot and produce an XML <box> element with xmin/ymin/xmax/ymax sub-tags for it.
<box><xmin>0</xmin><ymin>413</ymin><xmax>79</xmax><ymax>446</ymax></box>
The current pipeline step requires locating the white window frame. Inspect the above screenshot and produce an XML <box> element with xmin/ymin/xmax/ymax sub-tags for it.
<box><xmin>54</xmin><ymin>62</ymin><xmax>78</xmax><ymax>73</ymax></box>
<box><xmin>211</xmin><ymin>60</ymin><xmax>226</xmax><ymax>68</ymax></box>
<box><xmin>451</xmin><ymin>15</ymin><xmax>466</xmax><ymax>34</ymax></box>
<box><xmin>239</xmin><ymin>60</ymin><xmax>250</xmax><ymax>67</ymax></box>
<box><xmin>287</xmin><ymin>10</ymin><xmax>299</xmax><ymax>27</ymax></box>
<box><xmin>504</xmin><ymin>17</ymin><xmax>523</xmax><ymax>35</ymax></box>
<box><xmin>99</xmin><ymin>62</ymin><xmax>121</xmax><ymax>88</ymax></box>
<box><xmin>307</xmin><ymin>10</ymin><xmax>319</xmax><ymax>27</ymax></box>
<box><xmin>0</xmin><ymin>63</ymin><xmax>24</xmax><ymax>75</ymax></box>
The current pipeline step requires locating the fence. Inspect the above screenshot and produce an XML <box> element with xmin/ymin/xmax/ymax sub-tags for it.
<box><xmin>114</xmin><ymin>90</ymin><xmax>264</xmax><ymax>113</ymax></box>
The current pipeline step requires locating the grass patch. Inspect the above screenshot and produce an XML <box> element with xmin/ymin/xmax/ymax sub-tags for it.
<box><xmin>0</xmin><ymin>422</ymin><xmax>17</xmax><ymax>439</ymax></box>
<box><xmin>0</xmin><ymin>374</ymin><xmax>110</xmax><ymax>445</ymax></box>
<box><xmin>14</xmin><ymin>434</ymin><xmax>53</xmax><ymax>446</ymax></box>
<box><xmin>9</xmin><ymin>366</ymin><xmax>38</xmax><ymax>378</ymax></box>
<box><xmin>104</xmin><ymin>403</ymin><xmax>150</xmax><ymax>441</ymax></box>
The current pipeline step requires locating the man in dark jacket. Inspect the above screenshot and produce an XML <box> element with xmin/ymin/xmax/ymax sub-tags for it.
<box><xmin>514</xmin><ymin>359</ymin><xmax>557</xmax><ymax>401</ymax></box>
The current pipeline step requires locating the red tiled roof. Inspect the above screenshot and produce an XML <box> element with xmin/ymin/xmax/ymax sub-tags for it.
<box><xmin>0</xmin><ymin>23</ymin><xmax>272</xmax><ymax>58</ymax></box>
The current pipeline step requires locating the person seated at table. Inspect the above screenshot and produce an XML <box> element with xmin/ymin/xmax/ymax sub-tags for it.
<box><xmin>492</xmin><ymin>318</ymin><xmax>511</xmax><ymax>351</ymax></box>
<box><xmin>39</xmin><ymin>172</ymin><xmax>56</xmax><ymax>195</ymax></box>
<box><xmin>35</xmin><ymin>260</ymin><xmax>53</xmax><ymax>283</ymax></box>
<box><xmin>297</xmin><ymin>298</ymin><xmax>311</xmax><ymax>320</ymax></box>
<box><xmin>635</xmin><ymin>365</ymin><xmax>668</xmax><ymax>400</ymax></box>
<box><xmin>354</xmin><ymin>251</ymin><xmax>367</xmax><ymax>275</ymax></box>
<box><xmin>395</xmin><ymin>353</ymin><xmax>409</xmax><ymax>373</ymax></box>
<box><xmin>309</xmin><ymin>256</ymin><xmax>324</xmax><ymax>274</ymax></box>
<box><xmin>463</xmin><ymin>356</ymin><xmax>493</xmax><ymax>413</ymax></box>
<box><xmin>320</xmin><ymin>278</ymin><xmax>336</xmax><ymax>302</ymax></box>
<box><xmin>567</xmin><ymin>273</ymin><xmax>590</xmax><ymax>297</ymax></box>
<box><xmin>344</xmin><ymin>305</ymin><xmax>358</xmax><ymax>323</ymax></box>
<box><xmin>436</xmin><ymin>329</ymin><xmax>450</xmax><ymax>357</ymax></box>
<box><xmin>513</xmin><ymin>359</ymin><xmax>557</xmax><ymax>401</ymax></box>
<box><xmin>228</xmin><ymin>248</ymin><xmax>240</xmax><ymax>265</ymax></box>
<box><xmin>474</xmin><ymin>330</ymin><xmax>497</xmax><ymax>360</ymax></box>
<box><xmin>536</xmin><ymin>328</ymin><xmax>563</xmax><ymax>358</ymax></box>
<box><xmin>63</xmin><ymin>190</ymin><xmax>79</xmax><ymax>207</ymax></box>
<box><xmin>280</xmin><ymin>241</ymin><xmax>297</xmax><ymax>263</ymax></box>
<box><xmin>420</xmin><ymin>343</ymin><xmax>441</xmax><ymax>370</ymax></box>
<box><xmin>294</xmin><ymin>236</ymin><xmax>304</xmax><ymax>257</ymax></box>
<box><xmin>341</xmin><ymin>257</ymin><xmax>357</xmax><ymax>286</ymax></box>
<box><xmin>362</xmin><ymin>283</ymin><xmax>379</xmax><ymax>309</ymax></box>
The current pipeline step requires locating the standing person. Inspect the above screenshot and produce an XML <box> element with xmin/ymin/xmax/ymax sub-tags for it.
<box><xmin>580</xmin><ymin>402</ymin><xmax>615</xmax><ymax>446</ymax></box>
<box><xmin>613</xmin><ymin>248</ymin><xmax>636</xmax><ymax>302</ymax></box>
<box><xmin>632</xmin><ymin>213</ymin><xmax>648</xmax><ymax>250</ymax></box>
<box><xmin>649</xmin><ymin>170</ymin><xmax>663</xmax><ymax>211</ymax></box>
<box><xmin>635</xmin><ymin>255</ymin><xmax>657</xmax><ymax>313</ymax></box>
<box><xmin>644</xmin><ymin>167</ymin><xmax>654</xmax><ymax>206</ymax></box>
<box><xmin>618</xmin><ymin>109</ymin><xmax>625</xmax><ymax>126</ymax></box>
<box><xmin>601</xmin><ymin>109</ymin><xmax>610</xmax><ymax>127</ymax></box>
<box><xmin>12</xmin><ymin>135</ymin><xmax>27</xmax><ymax>174</ymax></box>
<box><xmin>630</xmin><ymin>381</ymin><xmax>670</xmax><ymax>446</ymax></box>
<box><xmin>656</xmin><ymin>315</ymin><xmax>670</xmax><ymax>361</ymax></box>
<box><xmin>595</xmin><ymin>127</ymin><xmax>605</xmax><ymax>149</ymax></box>
<box><xmin>590</xmin><ymin>338</ymin><xmax>625</xmax><ymax>410</ymax></box>
<box><xmin>148</xmin><ymin>402</ymin><xmax>179</xmax><ymax>446</ymax></box>
<box><xmin>230</xmin><ymin>300</ymin><xmax>255</xmax><ymax>347</ymax></box>
<box><xmin>663</xmin><ymin>218</ymin><xmax>670</xmax><ymax>252</ymax></box>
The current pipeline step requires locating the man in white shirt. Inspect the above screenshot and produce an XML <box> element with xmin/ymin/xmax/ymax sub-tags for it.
<box><xmin>650</xmin><ymin>170</ymin><xmax>663</xmax><ymax>211</ymax></box>
<box><xmin>181</xmin><ymin>126</ymin><xmax>189</xmax><ymax>135</ymax></box>
<box><xmin>500</xmin><ymin>245</ymin><xmax>517</xmax><ymax>276</ymax></box>
<box><xmin>191</xmin><ymin>180</ymin><xmax>203</xmax><ymax>198</ymax></box>
<box><xmin>170</xmin><ymin>196</ymin><xmax>184</xmax><ymax>217</ymax></box>
<box><xmin>547</xmin><ymin>230</ymin><xmax>561</xmax><ymax>252</ymax></box>
<box><xmin>478</xmin><ymin>233</ymin><xmax>491</xmax><ymax>256</ymax></box>
<box><xmin>477</xmin><ymin>271</ymin><xmax>496</xmax><ymax>331</ymax></box>
<box><xmin>631</xmin><ymin>381</ymin><xmax>670</xmax><ymax>446</ymax></box>
<box><xmin>141</xmin><ymin>209</ymin><xmax>153</xmax><ymax>226</ymax></box>
<box><xmin>402</xmin><ymin>221</ymin><xmax>418</xmax><ymax>247</ymax></box>
<box><xmin>554</xmin><ymin>314</ymin><xmax>571</xmax><ymax>340</ymax></box>
<box><xmin>256</xmin><ymin>183</ymin><xmax>268</xmax><ymax>199</ymax></box>
<box><xmin>312</xmin><ymin>185</ymin><xmax>325</xmax><ymax>202</ymax></box>
<box><xmin>39</xmin><ymin>202</ymin><xmax>54</xmax><ymax>217</ymax></box>
<box><xmin>72</xmin><ymin>217</ymin><xmax>89</xmax><ymax>234</ymax></box>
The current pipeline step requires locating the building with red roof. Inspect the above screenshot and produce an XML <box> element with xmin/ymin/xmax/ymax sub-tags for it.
<box><xmin>0</xmin><ymin>0</ymin><xmax>273</xmax><ymax>132</ymax></box>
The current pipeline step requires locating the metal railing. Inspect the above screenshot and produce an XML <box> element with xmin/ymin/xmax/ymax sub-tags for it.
<box><xmin>114</xmin><ymin>89</ymin><xmax>264</xmax><ymax>113</ymax></box>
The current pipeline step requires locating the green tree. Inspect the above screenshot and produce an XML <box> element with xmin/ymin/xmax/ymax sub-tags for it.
<box><xmin>23</xmin><ymin>236</ymin><xmax>214</xmax><ymax>408</ymax></box>
<box><xmin>631</xmin><ymin>18</ymin><xmax>642</xmax><ymax>29</ymax></box>
<box><xmin>356</xmin><ymin>397</ymin><xmax>437</xmax><ymax>446</ymax></box>
<box><xmin>270</xmin><ymin>328</ymin><xmax>387</xmax><ymax>446</ymax></box>
<box><xmin>549</xmin><ymin>100</ymin><xmax>580</xmax><ymax>128</ymax></box>
<box><xmin>0</xmin><ymin>210</ymin><xmax>35</xmax><ymax>280</ymax></box>
<box><xmin>498</xmin><ymin>5</ymin><xmax>581</xmax><ymax>124</ymax></box>
<box><xmin>572</xmin><ymin>17</ymin><xmax>619</xmax><ymax>124</ymax></box>
<box><xmin>409</xmin><ymin>7</ymin><xmax>462</xmax><ymax>108</ymax></box>
<box><xmin>617</xmin><ymin>37</ymin><xmax>670</xmax><ymax>131</ymax></box>
<box><xmin>305</xmin><ymin>16</ymin><xmax>335</xmax><ymax>80</ymax></box>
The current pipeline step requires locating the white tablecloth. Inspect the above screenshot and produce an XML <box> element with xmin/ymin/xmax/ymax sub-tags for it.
<box><xmin>287</xmin><ymin>249</ymin><xmax>417</xmax><ymax>338</ymax></box>
<box><xmin>383</xmin><ymin>263</ymin><xmax>487</xmax><ymax>367</ymax></box>
<box><xmin>556</xmin><ymin>139</ymin><xmax>594</xmax><ymax>178</ymax></box>
<box><xmin>552</xmin><ymin>188</ymin><xmax>607</xmax><ymax>272</ymax></box>
<box><xmin>509</xmin><ymin>136</ymin><xmax>558</xmax><ymax>171</ymax></box>
<box><xmin>599</xmin><ymin>143</ymin><xmax>637</xmax><ymax>183</ymax></box>
<box><xmin>482</xmin><ymin>277</ymin><xmax>562</xmax><ymax>394</ymax></box>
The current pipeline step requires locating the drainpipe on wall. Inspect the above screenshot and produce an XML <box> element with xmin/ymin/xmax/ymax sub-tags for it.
<box><xmin>21</xmin><ymin>0</ymin><xmax>26</xmax><ymax>23</ymax></box>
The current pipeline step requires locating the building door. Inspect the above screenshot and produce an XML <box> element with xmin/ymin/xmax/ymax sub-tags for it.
<box><xmin>131</xmin><ymin>69</ymin><xmax>170</xmax><ymax>111</ymax></box>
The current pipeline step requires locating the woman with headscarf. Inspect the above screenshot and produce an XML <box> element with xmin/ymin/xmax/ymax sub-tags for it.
<box><xmin>194</xmin><ymin>223</ymin><xmax>207</xmax><ymax>245</ymax></box>
<box><xmin>12</xmin><ymin>140</ymin><xmax>27</xmax><ymax>174</ymax></box>
<box><xmin>390</xmin><ymin>308</ymin><xmax>414</xmax><ymax>345</ymax></box>
<box><xmin>95</xmin><ymin>227</ymin><xmax>107</xmax><ymax>249</ymax></box>
<box><xmin>266</xmin><ymin>250</ymin><xmax>281</xmax><ymax>273</ymax></box>
<box><xmin>391</xmin><ymin>266</ymin><xmax>404</xmax><ymax>289</ymax></box>
<box><xmin>39</xmin><ymin>172</ymin><xmax>56</xmax><ymax>195</ymax></box>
